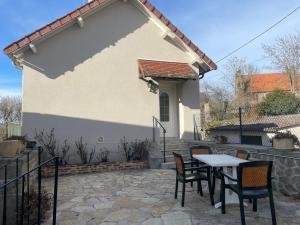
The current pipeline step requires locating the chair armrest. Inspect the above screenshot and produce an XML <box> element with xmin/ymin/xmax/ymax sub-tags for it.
<box><xmin>185</xmin><ymin>165</ymin><xmax>209</xmax><ymax>171</ymax></box>
<box><xmin>220</xmin><ymin>171</ymin><xmax>238</xmax><ymax>182</ymax></box>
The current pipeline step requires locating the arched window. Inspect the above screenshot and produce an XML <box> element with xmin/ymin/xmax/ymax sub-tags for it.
<box><xmin>160</xmin><ymin>92</ymin><xmax>170</xmax><ymax>122</ymax></box>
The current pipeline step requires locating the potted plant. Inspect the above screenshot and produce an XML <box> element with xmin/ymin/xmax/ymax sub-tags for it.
<box><xmin>272</xmin><ymin>131</ymin><xmax>299</xmax><ymax>150</ymax></box>
<box><xmin>0</xmin><ymin>136</ymin><xmax>27</xmax><ymax>157</ymax></box>
<box><xmin>214</xmin><ymin>135</ymin><xmax>228</xmax><ymax>144</ymax></box>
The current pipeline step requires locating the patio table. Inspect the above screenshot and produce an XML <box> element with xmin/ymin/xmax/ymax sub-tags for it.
<box><xmin>192</xmin><ymin>154</ymin><xmax>248</xmax><ymax>208</ymax></box>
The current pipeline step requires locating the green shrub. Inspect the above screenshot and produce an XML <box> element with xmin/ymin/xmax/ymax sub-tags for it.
<box><xmin>257</xmin><ymin>90</ymin><xmax>299</xmax><ymax>116</ymax></box>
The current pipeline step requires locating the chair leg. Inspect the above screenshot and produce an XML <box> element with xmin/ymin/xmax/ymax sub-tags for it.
<box><xmin>238</xmin><ymin>195</ymin><xmax>246</xmax><ymax>225</ymax></box>
<box><xmin>269</xmin><ymin>189</ymin><xmax>277</xmax><ymax>225</ymax></box>
<box><xmin>181</xmin><ymin>182</ymin><xmax>186</xmax><ymax>207</ymax></box>
<box><xmin>221</xmin><ymin>178</ymin><xmax>225</xmax><ymax>214</ymax></box>
<box><xmin>212</xmin><ymin>168</ymin><xmax>216</xmax><ymax>195</ymax></box>
<box><xmin>175</xmin><ymin>178</ymin><xmax>178</xmax><ymax>199</ymax></box>
<box><xmin>253</xmin><ymin>199</ymin><xmax>257</xmax><ymax>212</ymax></box>
<box><xmin>198</xmin><ymin>180</ymin><xmax>203</xmax><ymax>196</ymax></box>
<box><xmin>207</xmin><ymin>167</ymin><xmax>214</xmax><ymax>206</ymax></box>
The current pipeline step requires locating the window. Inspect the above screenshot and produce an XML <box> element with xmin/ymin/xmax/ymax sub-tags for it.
<box><xmin>160</xmin><ymin>92</ymin><xmax>169</xmax><ymax>122</ymax></box>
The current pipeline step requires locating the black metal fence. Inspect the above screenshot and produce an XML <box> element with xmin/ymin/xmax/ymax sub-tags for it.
<box><xmin>0</xmin><ymin>149</ymin><xmax>59</xmax><ymax>225</ymax></box>
<box><xmin>201</xmin><ymin>106</ymin><xmax>300</xmax><ymax>147</ymax></box>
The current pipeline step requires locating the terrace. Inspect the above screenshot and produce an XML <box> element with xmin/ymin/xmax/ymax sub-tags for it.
<box><xmin>42</xmin><ymin>169</ymin><xmax>300</xmax><ymax>225</ymax></box>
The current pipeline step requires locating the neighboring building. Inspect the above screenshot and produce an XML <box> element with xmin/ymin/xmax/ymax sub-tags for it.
<box><xmin>210</xmin><ymin>114</ymin><xmax>300</xmax><ymax>146</ymax></box>
<box><xmin>3</xmin><ymin>0</ymin><xmax>216</xmax><ymax>161</ymax></box>
<box><xmin>236</xmin><ymin>73</ymin><xmax>300</xmax><ymax>103</ymax></box>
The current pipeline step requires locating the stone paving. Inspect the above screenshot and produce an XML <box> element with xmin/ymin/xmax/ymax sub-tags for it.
<box><xmin>43</xmin><ymin>169</ymin><xmax>300</xmax><ymax>225</ymax></box>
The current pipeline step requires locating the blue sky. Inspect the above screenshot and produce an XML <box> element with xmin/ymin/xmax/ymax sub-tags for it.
<box><xmin>0</xmin><ymin>0</ymin><xmax>299</xmax><ymax>96</ymax></box>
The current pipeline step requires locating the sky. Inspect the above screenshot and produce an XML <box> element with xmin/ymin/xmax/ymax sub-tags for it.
<box><xmin>0</xmin><ymin>0</ymin><xmax>299</xmax><ymax>96</ymax></box>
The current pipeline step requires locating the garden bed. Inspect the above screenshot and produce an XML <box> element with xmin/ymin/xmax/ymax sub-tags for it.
<box><xmin>42</xmin><ymin>161</ymin><xmax>148</xmax><ymax>177</ymax></box>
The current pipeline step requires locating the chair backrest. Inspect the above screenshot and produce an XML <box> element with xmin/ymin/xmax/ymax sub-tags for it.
<box><xmin>173</xmin><ymin>152</ymin><xmax>185</xmax><ymax>175</ymax></box>
<box><xmin>238</xmin><ymin>161</ymin><xmax>273</xmax><ymax>190</ymax></box>
<box><xmin>236</xmin><ymin>150</ymin><xmax>249</xmax><ymax>160</ymax></box>
<box><xmin>190</xmin><ymin>145</ymin><xmax>212</xmax><ymax>158</ymax></box>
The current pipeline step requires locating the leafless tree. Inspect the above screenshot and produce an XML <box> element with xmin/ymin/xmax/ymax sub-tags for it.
<box><xmin>0</xmin><ymin>96</ymin><xmax>22</xmax><ymax>124</ymax></box>
<box><xmin>34</xmin><ymin>128</ymin><xmax>59</xmax><ymax>157</ymax></box>
<box><xmin>75</xmin><ymin>136</ymin><xmax>95</xmax><ymax>164</ymax></box>
<box><xmin>201</xmin><ymin>83</ymin><xmax>231</xmax><ymax>121</ymax></box>
<box><xmin>222</xmin><ymin>57</ymin><xmax>259</xmax><ymax>105</ymax></box>
<box><xmin>263</xmin><ymin>33</ymin><xmax>300</xmax><ymax>93</ymax></box>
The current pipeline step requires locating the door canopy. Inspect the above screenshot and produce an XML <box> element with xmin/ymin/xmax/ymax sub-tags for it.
<box><xmin>138</xmin><ymin>59</ymin><xmax>198</xmax><ymax>80</ymax></box>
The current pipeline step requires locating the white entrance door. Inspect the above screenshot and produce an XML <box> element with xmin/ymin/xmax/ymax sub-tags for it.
<box><xmin>159</xmin><ymin>85</ymin><xmax>178</xmax><ymax>137</ymax></box>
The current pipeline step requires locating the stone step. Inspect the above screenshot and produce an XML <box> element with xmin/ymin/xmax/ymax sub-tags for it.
<box><xmin>161</xmin><ymin>162</ymin><xmax>176</xmax><ymax>169</ymax></box>
<box><xmin>160</xmin><ymin>149</ymin><xmax>190</xmax><ymax>156</ymax></box>
<box><xmin>164</xmin><ymin>154</ymin><xmax>190</xmax><ymax>162</ymax></box>
<box><xmin>160</xmin><ymin>143</ymin><xmax>188</xmax><ymax>148</ymax></box>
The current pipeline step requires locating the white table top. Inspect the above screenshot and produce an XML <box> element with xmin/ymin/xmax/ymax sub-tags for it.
<box><xmin>192</xmin><ymin>154</ymin><xmax>248</xmax><ymax>167</ymax></box>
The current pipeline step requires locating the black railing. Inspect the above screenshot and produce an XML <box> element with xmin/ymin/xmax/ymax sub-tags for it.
<box><xmin>153</xmin><ymin>117</ymin><xmax>166</xmax><ymax>163</ymax></box>
<box><xmin>0</xmin><ymin>148</ymin><xmax>59</xmax><ymax>225</ymax></box>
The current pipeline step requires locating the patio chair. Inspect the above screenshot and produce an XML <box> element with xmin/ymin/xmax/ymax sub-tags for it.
<box><xmin>220</xmin><ymin>161</ymin><xmax>277</xmax><ymax>225</ymax></box>
<box><xmin>212</xmin><ymin>149</ymin><xmax>250</xmax><ymax>194</ymax></box>
<box><xmin>188</xmin><ymin>145</ymin><xmax>212</xmax><ymax>186</ymax></box>
<box><xmin>173</xmin><ymin>152</ymin><xmax>214</xmax><ymax>207</ymax></box>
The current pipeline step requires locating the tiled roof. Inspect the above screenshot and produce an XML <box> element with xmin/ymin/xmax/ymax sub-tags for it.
<box><xmin>138</xmin><ymin>59</ymin><xmax>197</xmax><ymax>80</ymax></box>
<box><xmin>248</xmin><ymin>73</ymin><xmax>300</xmax><ymax>93</ymax></box>
<box><xmin>3</xmin><ymin>0</ymin><xmax>217</xmax><ymax>71</ymax></box>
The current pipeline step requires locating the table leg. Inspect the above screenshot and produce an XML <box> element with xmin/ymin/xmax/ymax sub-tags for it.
<box><xmin>214</xmin><ymin>166</ymin><xmax>248</xmax><ymax>208</ymax></box>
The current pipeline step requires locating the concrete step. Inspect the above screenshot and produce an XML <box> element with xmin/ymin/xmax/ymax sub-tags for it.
<box><xmin>160</xmin><ymin>143</ymin><xmax>188</xmax><ymax>148</ymax></box>
<box><xmin>161</xmin><ymin>162</ymin><xmax>175</xmax><ymax>169</ymax></box>
<box><xmin>164</xmin><ymin>154</ymin><xmax>190</xmax><ymax>162</ymax></box>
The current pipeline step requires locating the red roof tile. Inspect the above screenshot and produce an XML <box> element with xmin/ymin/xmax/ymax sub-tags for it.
<box><xmin>3</xmin><ymin>0</ymin><xmax>216</xmax><ymax>71</ymax></box>
<box><xmin>138</xmin><ymin>59</ymin><xmax>197</xmax><ymax>80</ymax></box>
<box><xmin>248</xmin><ymin>73</ymin><xmax>300</xmax><ymax>93</ymax></box>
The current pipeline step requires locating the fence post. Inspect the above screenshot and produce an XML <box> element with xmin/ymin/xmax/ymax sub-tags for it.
<box><xmin>52</xmin><ymin>157</ymin><xmax>59</xmax><ymax>225</ymax></box>
<box><xmin>239</xmin><ymin>107</ymin><xmax>243</xmax><ymax>144</ymax></box>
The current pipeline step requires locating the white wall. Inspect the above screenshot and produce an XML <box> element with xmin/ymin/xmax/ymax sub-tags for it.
<box><xmin>210</xmin><ymin>130</ymin><xmax>272</xmax><ymax>146</ymax></box>
<box><xmin>20</xmin><ymin>1</ymin><xmax>198</xmax><ymax>160</ymax></box>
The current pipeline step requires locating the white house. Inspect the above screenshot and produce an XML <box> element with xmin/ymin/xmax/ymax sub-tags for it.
<box><xmin>4</xmin><ymin>0</ymin><xmax>216</xmax><ymax>160</ymax></box>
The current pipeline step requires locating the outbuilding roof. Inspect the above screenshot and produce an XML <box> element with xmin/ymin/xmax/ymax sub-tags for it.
<box><xmin>3</xmin><ymin>0</ymin><xmax>217</xmax><ymax>71</ymax></box>
<box><xmin>210</xmin><ymin>114</ymin><xmax>300</xmax><ymax>132</ymax></box>
<box><xmin>138</xmin><ymin>59</ymin><xmax>197</xmax><ymax>80</ymax></box>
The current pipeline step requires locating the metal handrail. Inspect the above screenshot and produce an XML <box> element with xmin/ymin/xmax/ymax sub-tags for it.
<box><xmin>1</xmin><ymin>149</ymin><xmax>59</xmax><ymax>225</ymax></box>
<box><xmin>153</xmin><ymin>117</ymin><xmax>166</xmax><ymax>163</ymax></box>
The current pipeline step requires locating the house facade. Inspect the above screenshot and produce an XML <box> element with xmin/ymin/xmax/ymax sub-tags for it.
<box><xmin>4</xmin><ymin>0</ymin><xmax>216</xmax><ymax>161</ymax></box>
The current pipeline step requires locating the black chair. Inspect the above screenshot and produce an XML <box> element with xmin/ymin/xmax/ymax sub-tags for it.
<box><xmin>220</xmin><ymin>161</ymin><xmax>277</xmax><ymax>225</ymax></box>
<box><xmin>212</xmin><ymin>149</ymin><xmax>250</xmax><ymax>194</ymax></box>
<box><xmin>188</xmin><ymin>145</ymin><xmax>212</xmax><ymax>184</ymax></box>
<box><xmin>173</xmin><ymin>152</ymin><xmax>214</xmax><ymax>207</ymax></box>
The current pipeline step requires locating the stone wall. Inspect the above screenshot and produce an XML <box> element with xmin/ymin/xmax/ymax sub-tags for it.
<box><xmin>187</xmin><ymin>141</ymin><xmax>300</xmax><ymax>198</ymax></box>
<box><xmin>42</xmin><ymin>161</ymin><xmax>148</xmax><ymax>177</ymax></box>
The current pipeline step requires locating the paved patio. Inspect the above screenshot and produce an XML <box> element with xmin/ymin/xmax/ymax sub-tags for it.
<box><xmin>44</xmin><ymin>169</ymin><xmax>300</xmax><ymax>225</ymax></box>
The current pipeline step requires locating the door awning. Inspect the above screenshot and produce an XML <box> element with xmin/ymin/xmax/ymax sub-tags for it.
<box><xmin>138</xmin><ymin>59</ymin><xmax>197</xmax><ymax>80</ymax></box>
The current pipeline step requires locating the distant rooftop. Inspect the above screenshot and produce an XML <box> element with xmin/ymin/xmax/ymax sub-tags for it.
<box><xmin>242</xmin><ymin>73</ymin><xmax>300</xmax><ymax>93</ymax></box>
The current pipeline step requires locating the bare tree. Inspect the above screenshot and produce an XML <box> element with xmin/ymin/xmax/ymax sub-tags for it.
<box><xmin>263</xmin><ymin>33</ymin><xmax>300</xmax><ymax>93</ymax></box>
<box><xmin>202</xmin><ymin>83</ymin><xmax>231</xmax><ymax>121</ymax></box>
<box><xmin>34</xmin><ymin>128</ymin><xmax>59</xmax><ymax>157</ymax></box>
<box><xmin>0</xmin><ymin>96</ymin><xmax>22</xmax><ymax>124</ymax></box>
<box><xmin>222</xmin><ymin>57</ymin><xmax>259</xmax><ymax>105</ymax></box>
